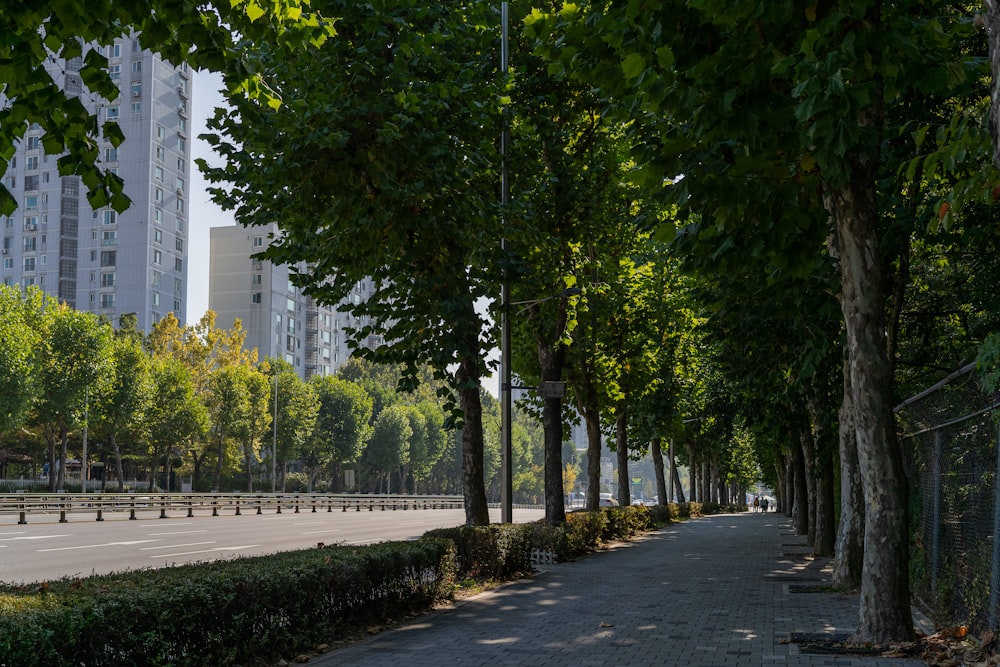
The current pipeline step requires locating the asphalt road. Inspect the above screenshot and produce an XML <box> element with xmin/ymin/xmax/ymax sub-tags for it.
<box><xmin>0</xmin><ymin>505</ymin><xmax>546</xmax><ymax>585</ymax></box>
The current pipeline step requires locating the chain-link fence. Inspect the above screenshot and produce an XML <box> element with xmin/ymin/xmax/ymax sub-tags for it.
<box><xmin>895</xmin><ymin>362</ymin><xmax>1000</xmax><ymax>631</ymax></box>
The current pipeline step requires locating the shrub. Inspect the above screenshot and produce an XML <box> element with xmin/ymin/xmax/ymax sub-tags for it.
<box><xmin>423</xmin><ymin>524</ymin><xmax>533</xmax><ymax>581</ymax></box>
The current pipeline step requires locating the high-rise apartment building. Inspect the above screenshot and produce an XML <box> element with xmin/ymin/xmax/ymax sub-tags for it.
<box><xmin>209</xmin><ymin>224</ymin><xmax>380</xmax><ymax>379</ymax></box>
<box><xmin>1</xmin><ymin>34</ymin><xmax>191</xmax><ymax>330</ymax></box>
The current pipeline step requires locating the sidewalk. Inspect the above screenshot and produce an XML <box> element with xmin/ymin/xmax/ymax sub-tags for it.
<box><xmin>305</xmin><ymin>512</ymin><xmax>927</xmax><ymax>666</ymax></box>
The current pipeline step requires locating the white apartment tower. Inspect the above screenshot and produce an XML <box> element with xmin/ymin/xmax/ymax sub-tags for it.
<box><xmin>1</xmin><ymin>35</ymin><xmax>191</xmax><ymax>330</ymax></box>
<box><xmin>209</xmin><ymin>224</ymin><xmax>380</xmax><ymax>380</ymax></box>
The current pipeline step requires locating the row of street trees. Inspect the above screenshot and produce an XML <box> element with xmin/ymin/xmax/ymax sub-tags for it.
<box><xmin>6</xmin><ymin>0</ymin><xmax>1000</xmax><ymax>645</ymax></box>
<box><xmin>0</xmin><ymin>290</ymin><xmax>561</xmax><ymax>497</ymax></box>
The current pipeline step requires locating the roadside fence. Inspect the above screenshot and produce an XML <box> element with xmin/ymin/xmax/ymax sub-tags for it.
<box><xmin>895</xmin><ymin>361</ymin><xmax>1000</xmax><ymax>632</ymax></box>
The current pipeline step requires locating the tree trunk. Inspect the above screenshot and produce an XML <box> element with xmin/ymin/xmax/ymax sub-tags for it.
<box><xmin>987</xmin><ymin>0</ymin><xmax>1000</xmax><ymax>170</ymax></box>
<box><xmin>800</xmin><ymin>430</ymin><xmax>816</xmax><ymax>545</ymax></box>
<box><xmin>773</xmin><ymin>453</ymin><xmax>786</xmax><ymax>514</ymax></box>
<box><xmin>615</xmin><ymin>404</ymin><xmax>630</xmax><ymax>507</ymax></box>
<box><xmin>687</xmin><ymin>443</ymin><xmax>697</xmax><ymax>503</ymax></box>
<box><xmin>584</xmin><ymin>407</ymin><xmax>602</xmax><ymax>511</ymax></box>
<box><xmin>455</xmin><ymin>356</ymin><xmax>489</xmax><ymax>526</ymax></box>
<box><xmin>830</xmin><ymin>171</ymin><xmax>914</xmax><ymax>642</ymax></box>
<box><xmin>834</xmin><ymin>353</ymin><xmax>865</xmax><ymax>587</ymax></box>
<box><xmin>110</xmin><ymin>432</ymin><xmax>125</xmax><ymax>493</ymax></box>
<box><xmin>537</xmin><ymin>333</ymin><xmax>567</xmax><ymax>525</ymax></box>
<box><xmin>791</xmin><ymin>442</ymin><xmax>808</xmax><ymax>535</ymax></box>
<box><xmin>671</xmin><ymin>443</ymin><xmax>685</xmax><ymax>503</ymax></box>
<box><xmin>214</xmin><ymin>433</ymin><xmax>225</xmax><ymax>492</ymax></box>
<box><xmin>57</xmin><ymin>425</ymin><xmax>69</xmax><ymax>491</ymax></box>
<box><xmin>650</xmin><ymin>437</ymin><xmax>667</xmax><ymax>508</ymax></box>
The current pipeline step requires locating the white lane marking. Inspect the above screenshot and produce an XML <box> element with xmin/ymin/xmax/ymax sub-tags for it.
<box><xmin>154</xmin><ymin>544</ymin><xmax>259</xmax><ymax>558</ymax></box>
<box><xmin>293</xmin><ymin>522</ymin><xmax>324</xmax><ymax>526</ymax></box>
<box><xmin>0</xmin><ymin>532</ymin><xmax>27</xmax><ymax>536</ymax></box>
<box><xmin>0</xmin><ymin>534</ymin><xmax>70</xmax><ymax>541</ymax></box>
<box><xmin>146</xmin><ymin>530</ymin><xmax>208</xmax><ymax>536</ymax></box>
<box><xmin>139</xmin><ymin>522</ymin><xmax>193</xmax><ymax>527</ymax></box>
<box><xmin>140</xmin><ymin>541</ymin><xmax>216</xmax><ymax>551</ymax></box>
<box><xmin>38</xmin><ymin>539</ymin><xmax>160</xmax><ymax>552</ymax></box>
<box><xmin>300</xmin><ymin>529</ymin><xmax>342</xmax><ymax>535</ymax></box>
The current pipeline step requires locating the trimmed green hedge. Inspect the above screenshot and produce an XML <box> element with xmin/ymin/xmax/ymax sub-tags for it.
<box><xmin>423</xmin><ymin>523</ymin><xmax>534</xmax><ymax>581</ymax></box>
<box><xmin>0</xmin><ymin>539</ymin><xmax>455</xmax><ymax>667</ymax></box>
<box><xmin>0</xmin><ymin>507</ymin><xmax>678</xmax><ymax>666</ymax></box>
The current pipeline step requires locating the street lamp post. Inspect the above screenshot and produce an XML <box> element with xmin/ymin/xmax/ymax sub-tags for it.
<box><xmin>500</xmin><ymin>0</ymin><xmax>513</xmax><ymax>524</ymax></box>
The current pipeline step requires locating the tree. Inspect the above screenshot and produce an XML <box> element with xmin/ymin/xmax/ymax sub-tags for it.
<box><xmin>264</xmin><ymin>362</ymin><xmax>319</xmax><ymax>492</ymax></box>
<box><xmin>145</xmin><ymin>356</ymin><xmax>208</xmax><ymax>492</ymax></box>
<box><xmin>364</xmin><ymin>405</ymin><xmax>412</xmax><ymax>494</ymax></box>
<box><xmin>93</xmin><ymin>331</ymin><xmax>154</xmax><ymax>492</ymax></box>
<box><xmin>0</xmin><ymin>1</ymin><xmax>332</xmax><ymax>215</ymax></box>
<box><xmin>0</xmin><ymin>286</ymin><xmax>49</xmax><ymax>434</ymax></box>
<box><xmin>34</xmin><ymin>304</ymin><xmax>112</xmax><ymax>490</ymax></box>
<box><xmin>200</xmin><ymin>1</ymin><xmax>501</xmax><ymax>524</ymax></box>
<box><xmin>306</xmin><ymin>375</ymin><xmax>372</xmax><ymax>492</ymax></box>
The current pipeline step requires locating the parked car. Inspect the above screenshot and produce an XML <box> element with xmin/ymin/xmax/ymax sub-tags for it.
<box><xmin>599</xmin><ymin>494</ymin><xmax>618</xmax><ymax>507</ymax></box>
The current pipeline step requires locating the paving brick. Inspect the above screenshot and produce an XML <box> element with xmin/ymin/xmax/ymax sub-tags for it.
<box><xmin>304</xmin><ymin>513</ymin><xmax>927</xmax><ymax>667</ymax></box>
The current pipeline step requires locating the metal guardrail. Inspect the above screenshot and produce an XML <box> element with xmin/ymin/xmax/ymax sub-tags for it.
<box><xmin>0</xmin><ymin>493</ymin><xmax>465</xmax><ymax>524</ymax></box>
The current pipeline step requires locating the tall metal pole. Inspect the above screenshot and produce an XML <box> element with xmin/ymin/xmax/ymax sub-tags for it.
<box><xmin>81</xmin><ymin>385</ymin><xmax>89</xmax><ymax>493</ymax></box>
<box><xmin>272</xmin><ymin>373</ymin><xmax>278</xmax><ymax>494</ymax></box>
<box><xmin>500</xmin><ymin>0</ymin><xmax>513</xmax><ymax>524</ymax></box>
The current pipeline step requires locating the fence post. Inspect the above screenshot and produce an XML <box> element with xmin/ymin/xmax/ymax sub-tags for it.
<box><xmin>931</xmin><ymin>430</ymin><xmax>943</xmax><ymax>596</ymax></box>
<box><xmin>990</xmin><ymin>421</ymin><xmax>1000</xmax><ymax>631</ymax></box>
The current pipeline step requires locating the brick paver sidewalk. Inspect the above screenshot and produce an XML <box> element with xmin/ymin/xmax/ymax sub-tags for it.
<box><xmin>306</xmin><ymin>513</ymin><xmax>926</xmax><ymax>667</ymax></box>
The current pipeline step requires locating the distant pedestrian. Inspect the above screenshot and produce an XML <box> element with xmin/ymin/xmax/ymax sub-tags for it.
<box><xmin>761</xmin><ymin>498</ymin><xmax>769</xmax><ymax>512</ymax></box>
<box><xmin>753</xmin><ymin>496</ymin><xmax>760</xmax><ymax>512</ymax></box>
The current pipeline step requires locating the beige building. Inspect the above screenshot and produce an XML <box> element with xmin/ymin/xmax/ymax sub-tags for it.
<box><xmin>209</xmin><ymin>224</ymin><xmax>379</xmax><ymax>379</ymax></box>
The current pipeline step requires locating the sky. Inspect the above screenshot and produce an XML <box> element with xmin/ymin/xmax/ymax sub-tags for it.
<box><xmin>187</xmin><ymin>69</ymin><xmax>234</xmax><ymax>321</ymax></box>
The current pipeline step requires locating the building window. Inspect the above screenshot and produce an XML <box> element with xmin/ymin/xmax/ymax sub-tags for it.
<box><xmin>154</xmin><ymin>188</ymin><xmax>163</xmax><ymax>204</ymax></box>
<box><xmin>23</xmin><ymin>257</ymin><xmax>35</xmax><ymax>272</ymax></box>
<box><xmin>154</xmin><ymin>229</ymin><xmax>162</xmax><ymax>243</ymax></box>
<box><xmin>175</xmin><ymin>237</ymin><xmax>183</xmax><ymax>252</ymax></box>
<box><xmin>155</xmin><ymin>145</ymin><xmax>165</xmax><ymax>161</ymax></box>
<box><xmin>101</xmin><ymin>293</ymin><xmax>115</xmax><ymax>308</ymax></box>
<box><xmin>24</xmin><ymin>195</ymin><xmax>38</xmax><ymax>209</ymax></box>
<box><xmin>105</xmin><ymin>147</ymin><xmax>118</xmax><ymax>162</ymax></box>
<box><xmin>176</xmin><ymin>177</ymin><xmax>184</xmax><ymax>194</ymax></box>
<box><xmin>251</xmin><ymin>292</ymin><xmax>262</xmax><ymax>304</ymax></box>
<box><xmin>173</xmin><ymin>298</ymin><xmax>181</xmax><ymax>312</ymax></box>
<box><xmin>130</xmin><ymin>102</ymin><xmax>141</xmax><ymax>114</ymax></box>
<box><xmin>253</xmin><ymin>236</ymin><xmax>264</xmax><ymax>248</ymax></box>
<box><xmin>106</xmin><ymin>106</ymin><xmax>119</xmax><ymax>120</ymax></box>
<box><xmin>156</xmin><ymin>125</ymin><xmax>165</xmax><ymax>140</ymax></box>
<box><xmin>152</xmin><ymin>270</ymin><xmax>161</xmax><ymax>286</ymax></box>
<box><xmin>154</xmin><ymin>166</ymin><xmax>163</xmax><ymax>182</ymax></box>
<box><xmin>154</xmin><ymin>209</ymin><xmax>163</xmax><ymax>224</ymax></box>
<box><xmin>25</xmin><ymin>135</ymin><xmax>40</xmax><ymax>149</ymax></box>
<box><xmin>131</xmin><ymin>60</ymin><xmax>142</xmax><ymax>72</ymax></box>
<box><xmin>152</xmin><ymin>291</ymin><xmax>160</xmax><ymax>306</ymax></box>
<box><xmin>101</xmin><ymin>272</ymin><xmax>115</xmax><ymax>287</ymax></box>
<box><xmin>153</xmin><ymin>249</ymin><xmax>162</xmax><ymax>265</ymax></box>
<box><xmin>252</xmin><ymin>273</ymin><xmax>262</xmax><ymax>284</ymax></box>
<box><xmin>3</xmin><ymin>258</ymin><xmax>12</xmax><ymax>270</ymax></box>
<box><xmin>26</xmin><ymin>156</ymin><xmax>38</xmax><ymax>171</ymax></box>
<box><xmin>22</xmin><ymin>237</ymin><xmax>36</xmax><ymax>251</ymax></box>
<box><xmin>174</xmin><ymin>257</ymin><xmax>182</xmax><ymax>272</ymax></box>
<box><xmin>100</xmin><ymin>251</ymin><xmax>116</xmax><ymax>267</ymax></box>
<box><xmin>103</xmin><ymin>210</ymin><xmax>116</xmax><ymax>225</ymax></box>
<box><xmin>108</xmin><ymin>64</ymin><xmax>121</xmax><ymax>80</ymax></box>
<box><xmin>109</xmin><ymin>43</ymin><xmax>121</xmax><ymax>58</ymax></box>
<box><xmin>177</xmin><ymin>158</ymin><xmax>185</xmax><ymax>172</ymax></box>
<box><xmin>23</xmin><ymin>216</ymin><xmax>37</xmax><ymax>230</ymax></box>
<box><xmin>130</xmin><ymin>82</ymin><xmax>142</xmax><ymax>97</ymax></box>
<box><xmin>175</xmin><ymin>198</ymin><xmax>184</xmax><ymax>213</ymax></box>
<box><xmin>102</xmin><ymin>230</ymin><xmax>116</xmax><ymax>245</ymax></box>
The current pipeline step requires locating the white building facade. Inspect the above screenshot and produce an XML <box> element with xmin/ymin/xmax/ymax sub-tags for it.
<box><xmin>1</xmin><ymin>35</ymin><xmax>192</xmax><ymax>330</ymax></box>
